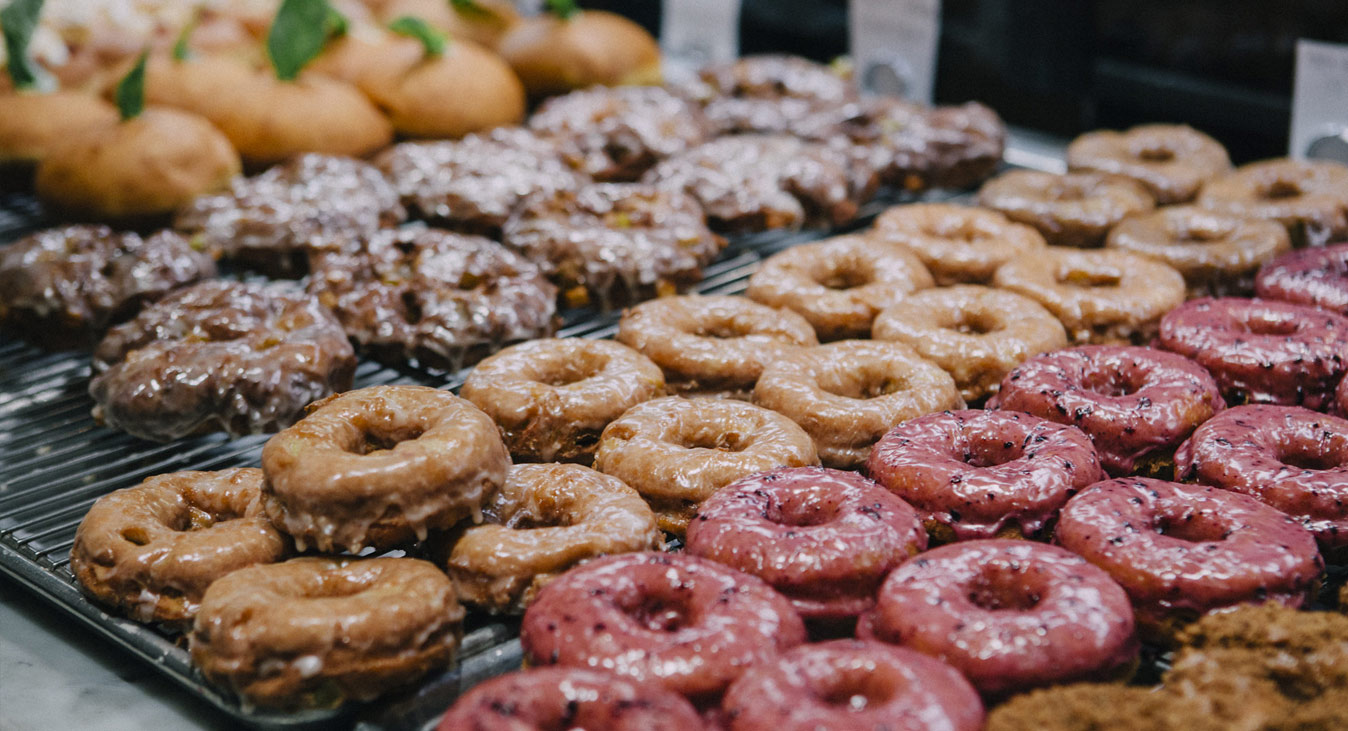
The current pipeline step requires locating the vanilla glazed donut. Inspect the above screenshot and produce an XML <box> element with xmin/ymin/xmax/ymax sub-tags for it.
<box><xmin>872</xmin><ymin>203</ymin><xmax>1047</xmax><ymax>285</ymax></box>
<box><xmin>1067</xmin><ymin>124</ymin><xmax>1232</xmax><ymax>204</ymax></box>
<box><xmin>977</xmin><ymin>170</ymin><xmax>1155</xmax><ymax>248</ymax></box>
<box><xmin>1198</xmin><ymin>158</ymin><xmax>1348</xmax><ymax>247</ymax></box>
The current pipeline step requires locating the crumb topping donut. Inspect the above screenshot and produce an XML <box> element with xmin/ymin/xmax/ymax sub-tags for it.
<box><xmin>745</xmin><ymin>234</ymin><xmax>934</xmax><ymax>341</ymax></box>
<box><xmin>308</xmin><ymin>227</ymin><xmax>557</xmax><ymax>371</ymax></box>
<box><xmin>1198</xmin><ymin>159</ymin><xmax>1348</xmax><ymax>246</ymax></box>
<box><xmin>1054</xmin><ymin>478</ymin><xmax>1323</xmax><ymax>639</ymax></box>
<box><xmin>872</xmin><ymin>203</ymin><xmax>1047</xmax><ymax>285</ymax></box>
<box><xmin>502</xmin><ymin>183</ymin><xmax>724</xmax><ymax>309</ymax></box>
<box><xmin>89</xmin><ymin>280</ymin><xmax>356</xmax><ymax>442</ymax></box>
<box><xmin>686</xmin><ymin>467</ymin><xmax>926</xmax><ymax>623</ymax></box>
<box><xmin>858</xmin><ymin>539</ymin><xmax>1139</xmax><ymax>696</ymax></box>
<box><xmin>992</xmin><ymin>247</ymin><xmax>1185</xmax><ymax>344</ymax></box>
<box><xmin>615</xmin><ymin>295</ymin><xmax>818</xmax><ymax>397</ymax></box>
<box><xmin>721</xmin><ymin>640</ymin><xmax>985</xmax><ymax>731</ymax></box>
<box><xmin>866</xmin><ymin>410</ymin><xmax>1104</xmax><ymax>542</ymax></box>
<box><xmin>1106</xmin><ymin>206</ymin><xmax>1291</xmax><ymax>298</ymax></box>
<box><xmin>436</xmin><ymin>667</ymin><xmax>704</xmax><ymax>731</ymax></box>
<box><xmin>977</xmin><ymin>170</ymin><xmax>1155</xmax><ymax>248</ymax></box>
<box><xmin>1255</xmin><ymin>241</ymin><xmax>1348</xmax><ymax>315</ymax></box>
<box><xmin>461</xmin><ymin>339</ymin><xmax>665</xmax><ymax>464</ymax></box>
<box><xmin>989</xmin><ymin>346</ymin><xmax>1224</xmax><ymax>476</ymax></box>
<box><xmin>1176</xmin><ymin>405</ymin><xmax>1348</xmax><ymax>553</ymax></box>
<box><xmin>261</xmin><ymin>385</ymin><xmax>508</xmax><ymax>553</ymax></box>
<box><xmin>753</xmin><ymin>340</ymin><xmax>964</xmax><ymax>469</ymax></box>
<box><xmin>70</xmin><ymin>468</ymin><xmax>288</xmax><ymax>625</ymax></box>
<box><xmin>872</xmin><ymin>285</ymin><xmax>1068</xmax><ymax>403</ymax></box>
<box><xmin>593</xmin><ymin>397</ymin><xmax>819</xmax><ymax>535</ymax></box>
<box><xmin>189</xmin><ymin>556</ymin><xmax>463</xmax><ymax>709</ymax></box>
<box><xmin>681</xmin><ymin>54</ymin><xmax>858</xmax><ymax>136</ymax></box>
<box><xmin>520</xmin><ymin>552</ymin><xmax>807</xmax><ymax>703</ymax></box>
<box><xmin>1158</xmin><ymin>297</ymin><xmax>1348</xmax><ymax>410</ymax></box>
<box><xmin>1066</xmin><ymin>124</ymin><xmax>1232</xmax><ymax>205</ymax></box>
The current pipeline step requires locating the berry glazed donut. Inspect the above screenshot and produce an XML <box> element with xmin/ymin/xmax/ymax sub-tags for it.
<box><xmin>857</xmin><ymin>540</ymin><xmax>1139</xmax><ymax>696</ymax></box>
<box><xmin>720</xmin><ymin>640</ymin><xmax>984</xmax><ymax>731</ymax></box>
<box><xmin>1198</xmin><ymin>159</ymin><xmax>1348</xmax><ymax>246</ymax></box>
<box><xmin>866</xmin><ymin>410</ymin><xmax>1104</xmax><ymax>542</ymax></box>
<box><xmin>685</xmin><ymin>467</ymin><xmax>927</xmax><ymax>624</ymax></box>
<box><xmin>1255</xmin><ymin>242</ymin><xmax>1348</xmax><ymax>315</ymax></box>
<box><xmin>70</xmin><ymin>468</ymin><xmax>288</xmax><ymax>625</ymax></box>
<box><xmin>1054</xmin><ymin>478</ymin><xmax>1323</xmax><ymax>639</ymax></box>
<box><xmin>445</xmin><ymin>463</ymin><xmax>661</xmax><ymax>614</ymax></box>
<box><xmin>1157</xmin><ymin>297</ymin><xmax>1348</xmax><ymax>410</ymax></box>
<box><xmin>615</xmin><ymin>295</ymin><xmax>818</xmax><ymax>397</ymax></box>
<box><xmin>1066</xmin><ymin>124</ymin><xmax>1232</xmax><ymax>204</ymax></box>
<box><xmin>1176</xmin><ymin>405</ymin><xmax>1348</xmax><ymax>555</ymax></box>
<box><xmin>989</xmin><ymin>346</ymin><xmax>1224</xmax><ymax>476</ymax></box>
<box><xmin>992</xmin><ymin>247</ymin><xmax>1185</xmax><ymax>344</ymax></box>
<box><xmin>976</xmin><ymin>170</ymin><xmax>1155</xmax><ymax>248</ymax></box>
<box><xmin>871</xmin><ymin>203</ymin><xmax>1047</xmax><ymax>285</ymax></box>
<box><xmin>436</xmin><ymin>667</ymin><xmax>703</xmax><ymax>731</ymax></box>
<box><xmin>752</xmin><ymin>340</ymin><xmax>964</xmax><ymax>469</ymax></box>
<box><xmin>744</xmin><ymin>233</ymin><xmax>934</xmax><ymax>341</ymax></box>
<box><xmin>593</xmin><ymin>396</ymin><xmax>819</xmax><ymax>535</ymax></box>
<box><xmin>189</xmin><ymin>557</ymin><xmax>463</xmax><ymax>709</ymax></box>
<box><xmin>872</xmin><ymin>285</ymin><xmax>1068</xmax><ymax>403</ymax></box>
<box><xmin>1340</xmin><ymin>376</ymin><xmax>1348</xmax><ymax>418</ymax></box>
<box><xmin>519</xmin><ymin>552</ymin><xmax>806</xmax><ymax>704</ymax></box>
<box><xmin>1106</xmin><ymin>206</ymin><xmax>1291</xmax><ymax>298</ymax></box>
<box><xmin>460</xmin><ymin>339</ymin><xmax>665</xmax><ymax>464</ymax></box>
<box><xmin>261</xmin><ymin>385</ymin><xmax>510</xmax><ymax>553</ymax></box>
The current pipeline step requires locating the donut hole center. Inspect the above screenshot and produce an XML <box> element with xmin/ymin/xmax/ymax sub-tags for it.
<box><xmin>817</xmin><ymin>265</ymin><xmax>872</xmax><ymax>291</ymax></box>
<box><xmin>822</xmin><ymin>366</ymin><xmax>910</xmax><ymax>400</ymax></box>
<box><xmin>400</xmin><ymin>291</ymin><xmax>423</xmax><ymax>324</ymax></box>
<box><xmin>682</xmin><ymin>428</ymin><xmax>750</xmax><ymax>452</ymax></box>
<box><xmin>962</xmin><ymin>436</ymin><xmax>1023</xmax><ymax>467</ymax></box>
<box><xmin>1237</xmin><ymin>316</ymin><xmax>1299</xmax><ymax>337</ymax></box>
<box><xmin>120</xmin><ymin>527</ymin><xmax>151</xmax><ymax>546</ymax></box>
<box><xmin>619</xmin><ymin>591</ymin><xmax>695</xmax><ymax>633</ymax></box>
<box><xmin>535</xmin><ymin>360</ymin><xmax>602</xmax><ymax>387</ymax></box>
<box><xmin>1154</xmin><ymin>511</ymin><xmax>1228</xmax><ymax>543</ymax></box>
<box><xmin>1278</xmin><ymin>445</ymin><xmax>1340</xmax><ymax>472</ymax></box>
<box><xmin>1081</xmin><ymin>369</ymin><xmax>1145</xmax><ymax>398</ymax></box>
<box><xmin>353</xmin><ymin>426</ymin><xmax>424</xmax><ymax>455</ymax></box>
<box><xmin>694</xmin><ymin>320</ymin><xmax>753</xmax><ymax>340</ymax></box>
<box><xmin>968</xmin><ymin>564</ymin><xmax>1044</xmax><ymax>611</ymax></box>
<box><xmin>1261</xmin><ymin>180</ymin><xmax>1303</xmax><ymax>200</ymax></box>
<box><xmin>1136</xmin><ymin>146</ymin><xmax>1175</xmax><ymax>162</ymax></box>
<box><xmin>951</xmin><ymin>311</ymin><xmax>1000</xmax><ymax>336</ymax></box>
<box><xmin>817</xmin><ymin>669</ymin><xmax>896</xmax><ymax>711</ymax></box>
<box><xmin>1057</xmin><ymin>268</ymin><xmax>1122</xmax><ymax>288</ymax></box>
<box><xmin>765</xmin><ymin>500</ymin><xmax>839</xmax><ymax>527</ymax></box>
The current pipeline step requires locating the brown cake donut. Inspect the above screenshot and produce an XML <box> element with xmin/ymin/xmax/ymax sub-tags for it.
<box><xmin>681</xmin><ymin>54</ymin><xmax>858</xmax><ymax>136</ymax></box>
<box><xmin>460</xmin><ymin>338</ymin><xmax>665</xmax><ymax>464</ymax></box>
<box><xmin>872</xmin><ymin>203</ymin><xmax>1047</xmax><ymax>285</ymax></box>
<box><xmin>744</xmin><ymin>233</ymin><xmax>934</xmax><ymax>340</ymax></box>
<box><xmin>1198</xmin><ymin>159</ymin><xmax>1348</xmax><ymax>246</ymax></box>
<box><xmin>753</xmin><ymin>340</ymin><xmax>963</xmax><ymax>469</ymax></box>
<box><xmin>872</xmin><ymin>285</ymin><xmax>1068</xmax><ymax>403</ymax></box>
<box><xmin>1067</xmin><ymin>124</ymin><xmax>1232</xmax><ymax>204</ymax></box>
<box><xmin>70</xmin><ymin>468</ymin><xmax>288</xmax><ymax>625</ymax></box>
<box><xmin>977</xmin><ymin>170</ymin><xmax>1155</xmax><ymax>248</ymax></box>
<box><xmin>993</xmin><ymin>247</ymin><xmax>1186</xmax><ymax>344</ymax></box>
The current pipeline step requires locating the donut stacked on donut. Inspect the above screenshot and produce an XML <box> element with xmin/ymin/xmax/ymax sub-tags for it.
<box><xmin>977</xmin><ymin>170</ymin><xmax>1155</xmax><ymax>248</ymax></box>
<box><xmin>1066</xmin><ymin>124</ymin><xmax>1232</xmax><ymax>205</ymax></box>
<box><xmin>1198</xmin><ymin>159</ymin><xmax>1348</xmax><ymax>246</ymax></box>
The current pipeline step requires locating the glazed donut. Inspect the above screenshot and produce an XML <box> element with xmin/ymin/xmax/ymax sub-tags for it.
<box><xmin>992</xmin><ymin>247</ymin><xmax>1185</xmax><ymax>344</ymax></box>
<box><xmin>1255</xmin><ymin>242</ymin><xmax>1348</xmax><ymax>315</ymax></box>
<box><xmin>872</xmin><ymin>203</ymin><xmax>1047</xmax><ymax>285</ymax></box>
<box><xmin>436</xmin><ymin>667</ymin><xmax>703</xmax><ymax>731</ymax></box>
<box><xmin>1066</xmin><ymin>124</ymin><xmax>1232</xmax><ymax>204</ymax></box>
<box><xmin>989</xmin><ymin>346</ymin><xmax>1224</xmax><ymax>476</ymax></box>
<box><xmin>445</xmin><ymin>463</ymin><xmax>661</xmax><ymax>614</ymax></box>
<box><xmin>189</xmin><ymin>557</ymin><xmax>462</xmax><ymax>709</ymax></box>
<box><xmin>460</xmin><ymin>339</ymin><xmax>665</xmax><ymax>464</ymax></box>
<box><xmin>1054</xmin><ymin>478</ymin><xmax>1322</xmax><ymax>639</ymax></box>
<box><xmin>1176</xmin><ymin>405</ymin><xmax>1348</xmax><ymax>554</ymax></box>
<box><xmin>593</xmin><ymin>396</ymin><xmax>819</xmax><ymax>535</ymax></box>
<box><xmin>70</xmin><ymin>468</ymin><xmax>288</xmax><ymax>625</ymax></box>
<box><xmin>977</xmin><ymin>170</ymin><xmax>1155</xmax><ymax>248</ymax></box>
<box><xmin>519</xmin><ymin>552</ymin><xmax>806</xmax><ymax>703</ymax></box>
<box><xmin>872</xmin><ymin>285</ymin><xmax>1068</xmax><ymax>402</ymax></box>
<box><xmin>1157</xmin><ymin>297</ymin><xmax>1348</xmax><ymax>410</ymax></box>
<box><xmin>261</xmin><ymin>385</ymin><xmax>510</xmax><ymax>553</ymax></box>
<box><xmin>752</xmin><ymin>340</ymin><xmax>964</xmax><ymax>469</ymax></box>
<box><xmin>744</xmin><ymin>233</ymin><xmax>934</xmax><ymax>341</ymax></box>
<box><xmin>1340</xmin><ymin>377</ymin><xmax>1348</xmax><ymax>418</ymax></box>
<box><xmin>615</xmin><ymin>295</ymin><xmax>818</xmax><ymax>397</ymax></box>
<box><xmin>1106</xmin><ymin>207</ymin><xmax>1291</xmax><ymax>298</ymax></box>
<box><xmin>685</xmin><ymin>467</ymin><xmax>927</xmax><ymax>623</ymax></box>
<box><xmin>683</xmin><ymin>55</ymin><xmax>858</xmax><ymax>137</ymax></box>
<box><xmin>720</xmin><ymin>640</ymin><xmax>984</xmax><ymax>731</ymax></box>
<box><xmin>858</xmin><ymin>540</ymin><xmax>1138</xmax><ymax>696</ymax></box>
<box><xmin>1198</xmin><ymin>159</ymin><xmax>1348</xmax><ymax>246</ymax></box>
<box><xmin>866</xmin><ymin>410</ymin><xmax>1104</xmax><ymax>542</ymax></box>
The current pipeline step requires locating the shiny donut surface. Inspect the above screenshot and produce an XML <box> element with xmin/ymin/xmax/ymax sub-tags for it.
<box><xmin>1067</xmin><ymin>124</ymin><xmax>1231</xmax><ymax>204</ymax></box>
<box><xmin>1255</xmin><ymin>242</ymin><xmax>1348</xmax><ymax>316</ymax></box>
<box><xmin>1106</xmin><ymin>206</ymin><xmax>1290</xmax><ymax>297</ymax></box>
<box><xmin>1198</xmin><ymin>159</ymin><xmax>1348</xmax><ymax>246</ymax></box>
<box><xmin>873</xmin><ymin>203</ymin><xmax>1047</xmax><ymax>284</ymax></box>
<box><xmin>977</xmin><ymin>170</ymin><xmax>1154</xmax><ymax>248</ymax></box>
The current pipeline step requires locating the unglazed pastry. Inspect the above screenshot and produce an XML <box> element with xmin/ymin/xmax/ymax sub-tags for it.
<box><xmin>872</xmin><ymin>203</ymin><xmax>1047</xmax><ymax>285</ymax></box>
<box><xmin>1067</xmin><ymin>124</ymin><xmax>1232</xmax><ymax>204</ymax></box>
<box><xmin>978</xmin><ymin>170</ymin><xmax>1155</xmax><ymax>247</ymax></box>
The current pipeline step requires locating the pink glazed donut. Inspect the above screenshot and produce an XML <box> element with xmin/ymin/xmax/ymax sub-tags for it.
<box><xmin>1254</xmin><ymin>242</ymin><xmax>1348</xmax><ymax>316</ymax></box>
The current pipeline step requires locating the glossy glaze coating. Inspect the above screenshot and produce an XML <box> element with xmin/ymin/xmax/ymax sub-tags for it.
<box><xmin>519</xmin><ymin>552</ymin><xmax>806</xmax><ymax>703</ymax></box>
<box><xmin>867</xmin><ymin>410</ymin><xmax>1103</xmax><ymax>541</ymax></box>
<box><xmin>461</xmin><ymin>339</ymin><xmax>665</xmax><ymax>464</ymax></box>
<box><xmin>681</xmin><ymin>54</ymin><xmax>858</xmax><ymax>136</ymax></box>
<box><xmin>1198</xmin><ymin>159</ymin><xmax>1348</xmax><ymax>246</ymax></box>
<box><xmin>89</xmin><ymin>280</ymin><xmax>355</xmax><ymax>441</ymax></box>
<box><xmin>190</xmin><ymin>557</ymin><xmax>462</xmax><ymax>709</ymax></box>
<box><xmin>1255</xmin><ymin>242</ymin><xmax>1348</xmax><ymax>315</ymax></box>
<box><xmin>753</xmin><ymin>340</ymin><xmax>963</xmax><ymax>469</ymax></box>
<box><xmin>446</xmin><ymin>464</ymin><xmax>661</xmax><ymax>614</ymax></box>
<box><xmin>1067</xmin><ymin>124</ymin><xmax>1232</xmax><ymax>204</ymax></box>
<box><xmin>1340</xmin><ymin>377</ymin><xmax>1348</xmax><ymax>417</ymax></box>
<box><xmin>873</xmin><ymin>203</ymin><xmax>1047</xmax><ymax>285</ymax></box>
<box><xmin>70</xmin><ymin>468</ymin><xmax>288</xmax><ymax>625</ymax></box>
<box><xmin>1158</xmin><ymin>297</ymin><xmax>1348</xmax><ymax>411</ymax></box>
<box><xmin>721</xmin><ymin>640</ymin><xmax>984</xmax><ymax>731</ymax></box>
<box><xmin>686</xmin><ymin>467</ymin><xmax>926</xmax><ymax>621</ymax></box>
<box><xmin>261</xmin><ymin>385</ymin><xmax>509</xmax><ymax>553</ymax></box>
<box><xmin>978</xmin><ymin>170</ymin><xmax>1155</xmax><ymax>248</ymax></box>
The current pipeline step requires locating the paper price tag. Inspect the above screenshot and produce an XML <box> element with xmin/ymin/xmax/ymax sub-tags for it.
<box><xmin>661</xmin><ymin>0</ymin><xmax>741</xmax><ymax>83</ymax></box>
<box><xmin>1289</xmin><ymin>39</ymin><xmax>1348</xmax><ymax>163</ymax></box>
<box><xmin>850</xmin><ymin>0</ymin><xmax>941</xmax><ymax>102</ymax></box>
